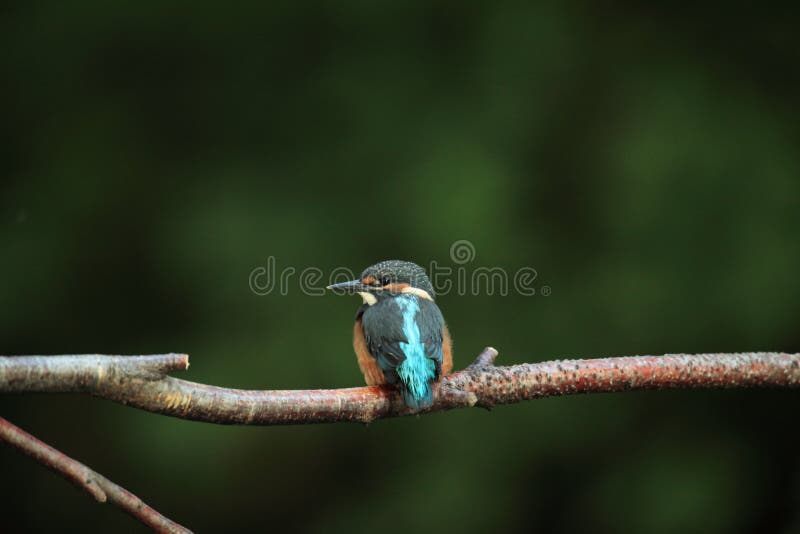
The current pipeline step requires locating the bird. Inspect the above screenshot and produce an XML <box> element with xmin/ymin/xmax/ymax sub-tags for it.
<box><xmin>327</xmin><ymin>260</ymin><xmax>453</xmax><ymax>410</ymax></box>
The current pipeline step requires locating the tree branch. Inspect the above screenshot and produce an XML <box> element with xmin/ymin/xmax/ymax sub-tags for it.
<box><xmin>0</xmin><ymin>416</ymin><xmax>191</xmax><ymax>533</ymax></box>
<box><xmin>2</xmin><ymin>350</ymin><xmax>798</xmax><ymax>531</ymax></box>
<box><xmin>1</xmin><ymin>350</ymin><xmax>798</xmax><ymax>425</ymax></box>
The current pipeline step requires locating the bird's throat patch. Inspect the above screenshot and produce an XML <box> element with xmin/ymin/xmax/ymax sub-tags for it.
<box><xmin>358</xmin><ymin>292</ymin><xmax>377</xmax><ymax>306</ymax></box>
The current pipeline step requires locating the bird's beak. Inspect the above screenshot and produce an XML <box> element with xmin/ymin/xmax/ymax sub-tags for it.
<box><xmin>326</xmin><ymin>279</ymin><xmax>371</xmax><ymax>295</ymax></box>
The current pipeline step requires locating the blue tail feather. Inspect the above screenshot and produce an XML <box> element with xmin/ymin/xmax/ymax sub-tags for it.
<box><xmin>394</xmin><ymin>295</ymin><xmax>438</xmax><ymax>409</ymax></box>
<box><xmin>400</xmin><ymin>381</ymin><xmax>434</xmax><ymax>410</ymax></box>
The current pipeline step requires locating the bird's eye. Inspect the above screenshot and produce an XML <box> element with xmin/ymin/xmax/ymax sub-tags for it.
<box><xmin>380</xmin><ymin>275</ymin><xmax>391</xmax><ymax>286</ymax></box>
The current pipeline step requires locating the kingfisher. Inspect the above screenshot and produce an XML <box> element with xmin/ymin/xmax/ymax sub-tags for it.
<box><xmin>327</xmin><ymin>260</ymin><xmax>453</xmax><ymax>410</ymax></box>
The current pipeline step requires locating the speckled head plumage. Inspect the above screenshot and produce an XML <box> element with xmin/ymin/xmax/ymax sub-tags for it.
<box><xmin>359</xmin><ymin>260</ymin><xmax>435</xmax><ymax>298</ymax></box>
<box><xmin>327</xmin><ymin>259</ymin><xmax>435</xmax><ymax>304</ymax></box>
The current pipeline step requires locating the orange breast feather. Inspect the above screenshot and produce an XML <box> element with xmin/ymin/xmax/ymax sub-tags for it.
<box><xmin>442</xmin><ymin>324</ymin><xmax>453</xmax><ymax>375</ymax></box>
<box><xmin>353</xmin><ymin>319</ymin><xmax>386</xmax><ymax>386</ymax></box>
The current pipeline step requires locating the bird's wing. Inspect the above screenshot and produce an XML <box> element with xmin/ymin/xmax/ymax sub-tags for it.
<box><xmin>416</xmin><ymin>297</ymin><xmax>445</xmax><ymax>378</ymax></box>
<box><xmin>361</xmin><ymin>296</ymin><xmax>445</xmax><ymax>383</ymax></box>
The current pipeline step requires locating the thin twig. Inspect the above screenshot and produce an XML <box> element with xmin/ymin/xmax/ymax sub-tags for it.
<box><xmin>1</xmin><ymin>350</ymin><xmax>798</xmax><ymax>425</ymax></box>
<box><xmin>0</xmin><ymin>416</ymin><xmax>191</xmax><ymax>533</ymax></box>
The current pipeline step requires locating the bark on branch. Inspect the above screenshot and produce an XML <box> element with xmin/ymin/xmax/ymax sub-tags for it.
<box><xmin>2</xmin><ymin>349</ymin><xmax>798</xmax><ymax>532</ymax></box>
<box><xmin>0</xmin><ymin>416</ymin><xmax>191</xmax><ymax>533</ymax></box>
<box><xmin>2</xmin><ymin>350</ymin><xmax>798</xmax><ymax>425</ymax></box>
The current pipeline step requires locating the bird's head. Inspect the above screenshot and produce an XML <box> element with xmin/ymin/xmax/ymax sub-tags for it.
<box><xmin>327</xmin><ymin>260</ymin><xmax>435</xmax><ymax>305</ymax></box>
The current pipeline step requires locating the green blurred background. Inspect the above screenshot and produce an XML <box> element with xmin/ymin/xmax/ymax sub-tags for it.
<box><xmin>2</xmin><ymin>2</ymin><xmax>799</xmax><ymax>533</ymax></box>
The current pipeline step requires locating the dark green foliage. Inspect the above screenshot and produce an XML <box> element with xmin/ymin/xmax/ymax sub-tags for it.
<box><xmin>1</xmin><ymin>2</ymin><xmax>799</xmax><ymax>533</ymax></box>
